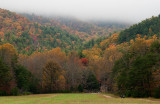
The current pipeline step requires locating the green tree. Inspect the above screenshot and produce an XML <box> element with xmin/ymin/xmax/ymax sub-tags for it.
<box><xmin>86</xmin><ymin>72</ymin><xmax>100</xmax><ymax>91</ymax></box>
<box><xmin>0</xmin><ymin>59</ymin><xmax>11</xmax><ymax>95</ymax></box>
<box><xmin>112</xmin><ymin>40</ymin><xmax>160</xmax><ymax>97</ymax></box>
<box><xmin>14</xmin><ymin>65</ymin><xmax>31</xmax><ymax>91</ymax></box>
<box><xmin>14</xmin><ymin>65</ymin><xmax>38</xmax><ymax>93</ymax></box>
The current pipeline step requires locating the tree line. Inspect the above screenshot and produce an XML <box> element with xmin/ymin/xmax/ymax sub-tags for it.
<box><xmin>1</xmin><ymin>34</ymin><xmax>160</xmax><ymax>98</ymax></box>
<box><xmin>0</xmin><ymin>8</ymin><xmax>160</xmax><ymax>98</ymax></box>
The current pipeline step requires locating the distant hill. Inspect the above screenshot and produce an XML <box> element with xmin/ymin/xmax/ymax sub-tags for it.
<box><xmin>118</xmin><ymin>15</ymin><xmax>160</xmax><ymax>43</ymax></box>
<box><xmin>0</xmin><ymin>9</ymin><xmax>82</xmax><ymax>54</ymax></box>
<box><xmin>0</xmin><ymin>8</ymin><xmax>129</xmax><ymax>55</ymax></box>
<box><xmin>20</xmin><ymin>13</ymin><xmax>129</xmax><ymax>41</ymax></box>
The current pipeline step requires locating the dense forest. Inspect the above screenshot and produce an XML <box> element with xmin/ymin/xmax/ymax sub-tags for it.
<box><xmin>118</xmin><ymin>15</ymin><xmax>160</xmax><ymax>43</ymax></box>
<box><xmin>0</xmin><ymin>8</ymin><xmax>160</xmax><ymax>98</ymax></box>
<box><xmin>0</xmin><ymin>9</ymin><xmax>83</xmax><ymax>55</ymax></box>
<box><xmin>21</xmin><ymin>13</ymin><xmax>128</xmax><ymax>41</ymax></box>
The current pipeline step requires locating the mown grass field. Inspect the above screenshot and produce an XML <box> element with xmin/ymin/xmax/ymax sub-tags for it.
<box><xmin>0</xmin><ymin>93</ymin><xmax>160</xmax><ymax>104</ymax></box>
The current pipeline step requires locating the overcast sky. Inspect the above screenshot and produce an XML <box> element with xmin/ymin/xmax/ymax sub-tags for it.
<box><xmin>1</xmin><ymin>0</ymin><xmax>160</xmax><ymax>23</ymax></box>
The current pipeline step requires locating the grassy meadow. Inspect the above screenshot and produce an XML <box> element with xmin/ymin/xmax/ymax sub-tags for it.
<box><xmin>0</xmin><ymin>93</ymin><xmax>160</xmax><ymax>104</ymax></box>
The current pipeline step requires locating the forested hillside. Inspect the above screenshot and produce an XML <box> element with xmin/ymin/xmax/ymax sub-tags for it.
<box><xmin>21</xmin><ymin>13</ymin><xmax>128</xmax><ymax>41</ymax></box>
<box><xmin>0</xmin><ymin>8</ymin><xmax>160</xmax><ymax>98</ymax></box>
<box><xmin>0</xmin><ymin>8</ymin><xmax>129</xmax><ymax>55</ymax></box>
<box><xmin>118</xmin><ymin>15</ymin><xmax>160</xmax><ymax>43</ymax></box>
<box><xmin>79</xmin><ymin>15</ymin><xmax>160</xmax><ymax>98</ymax></box>
<box><xmin>0</xmin><ymin>9</ymin><xmax>82</xmax><ymax>54</ymax></box>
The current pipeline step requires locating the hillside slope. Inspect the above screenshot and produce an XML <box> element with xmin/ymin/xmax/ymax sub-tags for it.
<box><xmin>118</xmin><ymin>15</ymin><xmax>160</xmax><ymax>43</ymax></box>
<box><xmin>21</xmin><ymin>13</ymin><xmax>129</xmax><ymax>41</ymax></box>
<box><xmin>0</xmin><ymin>9</ymin><xmax>82</xmax><ymax>54</ymax></box>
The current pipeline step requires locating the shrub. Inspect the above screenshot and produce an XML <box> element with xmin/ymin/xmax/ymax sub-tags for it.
<box><xmin>0</xmin><ymin>90</ymin><xmax>7</xmax><ymax>96</ymax></box>
<box><xmin>154</xmin><ymin>86</ymin><xmax>160</xmax><ymax>98</ymax></box>
<box><xmin>23</xmin><ymin>92</ymin><xmax>32</xmax><ymax>95</ymax></box>
<box><xmin>10</xmin><ymin>87</ymin><xmax>19</xmax><ymax>96</ymax></box>
<box><xmin>78</xmin><ymin>84</ymin><xmax>83</xmax><ymax>92</ymax></box>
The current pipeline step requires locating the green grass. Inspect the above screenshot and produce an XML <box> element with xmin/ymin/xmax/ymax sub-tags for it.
<box><xmin>0</xmin><ymin>93</ymin><xmax>160</xmax><ymax>104</ymax></box>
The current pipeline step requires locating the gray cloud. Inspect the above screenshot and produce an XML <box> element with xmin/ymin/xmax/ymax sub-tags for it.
<box><xmin>0</xmin><ymin>0</ymin><xmax>160</xmax><ymax>23</ymax></box>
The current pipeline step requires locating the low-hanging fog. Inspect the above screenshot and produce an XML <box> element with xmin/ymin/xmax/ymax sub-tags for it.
<box><xmin>1</xmin><ymin>0</ymin><xmax>160</xmax><ymax>24</ymax></box>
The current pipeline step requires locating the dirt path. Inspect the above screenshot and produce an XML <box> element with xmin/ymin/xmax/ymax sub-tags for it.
<box><xmin>137</xmin><ymin>98</ymin><xmax>160</xmax><ymax>103</ymax></box>
<box><xmin>102</xmin><ymin>94</ymin><xmax>160</xmax><ymax>103</ymax></box>
<box><xmin>102</xmin><ymin>95</ymin><xmax>113</xmax><ymax>98</ymax></box>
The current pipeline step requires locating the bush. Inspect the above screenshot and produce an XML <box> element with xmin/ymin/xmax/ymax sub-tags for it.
<box><xmin>86</xmin><ymin>72</ymin><xmax>100</xmax><ymax>91</ymax></box>
<box><xmin>0</xmin><ymin>90</ymin><xmax>7</xmax><ymax>96</ymax></box>
<box><xmin>53</xmin><ymin>90</ymin><xmax>71</xmax><ymax>93</ymax></box>
<box><xmin>154</xmin><ymin>86</ymin><xmax>160</xmax><ymax>98</ymax></box>
<box><xmin>22</xmin><ymin>92</ymin><xmax>32</xmax><ymax>95</ymax></box>
<box><xmin>124</xmin><ymin>90</ymin><xmax>131</xmax><ymax>97</ymax></box>
<box><xmin>78</xmin><ymin>84</ymin><xmax>83</xmax><ymax>92</ymax></box>
<box><xmin>70</xmin><ymin>86</ymin><xmax>74</xmax><ymax>92</ymax></box>
<box><xmin>11</xmin><ymin>87</ymin><xmax>19</xmax><ymax>96</ymax></box>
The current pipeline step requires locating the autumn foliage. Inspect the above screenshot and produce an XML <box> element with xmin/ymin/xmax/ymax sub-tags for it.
<box><xmin>81</xmin><ymin>58</ymin><xmax>88</xmax><ymax>66</ymax></box>
<box><xmin>0</xmin><ymin>8</ymin><xmax>160</xmax><ymax>98</ymax></box>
